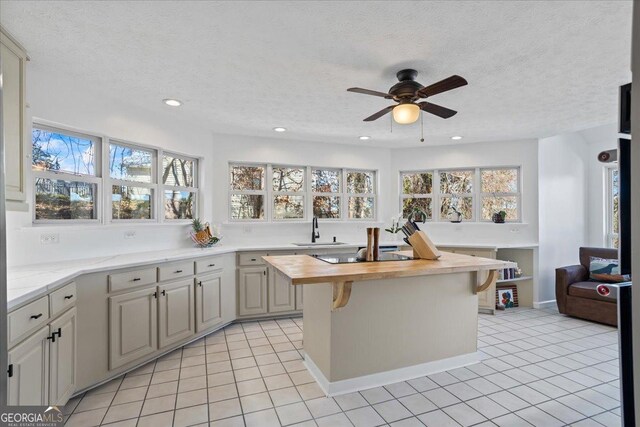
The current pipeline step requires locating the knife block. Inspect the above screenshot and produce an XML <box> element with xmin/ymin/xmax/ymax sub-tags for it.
<box><xmin>408</xmin><ymin>231</ymin><xmax>441</xmax><ymax>260</ymax></box>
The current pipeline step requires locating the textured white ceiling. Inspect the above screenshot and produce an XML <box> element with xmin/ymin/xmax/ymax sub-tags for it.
<box><xmin>0</xmin><ymin>0</ymin><xmax>632</xmax><ymax>147</ymax></box>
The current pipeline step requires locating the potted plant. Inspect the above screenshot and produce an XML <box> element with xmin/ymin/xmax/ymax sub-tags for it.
<box><xmin>492</xmin><ymin>210</ymin><xmax>507</xmax><ymax>224</ymax></box>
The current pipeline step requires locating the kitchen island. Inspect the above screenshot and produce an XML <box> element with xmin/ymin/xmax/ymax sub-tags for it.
<box><xmin>262</xmin><ymin>251</ymin><xmax>508</xmax><ymax>396</ymax></box>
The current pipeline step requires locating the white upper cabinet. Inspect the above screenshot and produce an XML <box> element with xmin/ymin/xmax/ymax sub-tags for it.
<box><xmin>1</xmin><ymin>28</ymin><xmax>28</xmax><ymax>205</ymax></box>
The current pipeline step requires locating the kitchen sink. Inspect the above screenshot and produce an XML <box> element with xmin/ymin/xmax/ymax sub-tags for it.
<box><xmin>292</xmin><ymin>242</ymin><xmax>348</xmax><ymax>246</ymax></box>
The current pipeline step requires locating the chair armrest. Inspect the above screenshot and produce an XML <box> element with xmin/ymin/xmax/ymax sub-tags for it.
<box><xmin>555</xmin><ymin>264</ymin><xmax>588</xmax><ymax>313</ymax></box>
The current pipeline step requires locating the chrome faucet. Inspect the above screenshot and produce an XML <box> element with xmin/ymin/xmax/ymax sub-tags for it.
<box><xmin>311</xmin><ymin>216</ymin><xmax>320</xmax><ymax>243</ymax></box>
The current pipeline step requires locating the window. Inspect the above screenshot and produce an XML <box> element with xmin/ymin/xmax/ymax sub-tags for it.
<box><xmin>606</xmin><ymin>167</ymin><xmax>619</xmax><ymax>248</ymax></box>
<box><xmin>401</xmin><ymin>172</ymin><xmax>433</xmax><ymax>220</ymax></box>
<box><xmin>32</xmin><ymin>125</ymin><xmax>101</xmax><ymax>222</ymax></box>
<box><xmin>439</xmin><ymin>169</ymin><xmax>474</xmax><ymax>220</ymax></box>
<box><xmin>109</xmin><ymin>142</ymin><xmax>155</xmax><ymax>220</ymax></box>
<box><xmin>229</xmin><ymin>164</ymin><xmax>266</xmax><ymax>220</ymax></box>
<box><xmin>228</xmin><ymin>164</ymin><xmax>378</xmax><ymax>221</ymax></box>
<box><xmin>480</xmin><ymin>168</ymin><xmax>521</xmax><ymax>221</ymax></box>
<box><xmin>272</xmin><ymin>166</ymin><xmax>305</xmax><ymax>220</ymax></box>
<box><xmin>399</xmin><ymin>167</ymin><xmax>522</xmax><ymax>222</ymax></box>
<box><xmin>162</xmin><ymin>154</ymin><xmax>198</xmax><ymax>220</ymax></box>
<box><xmin>346</xmin><ymin>170</ymin><xmax>376</xmax><ymax>219</ymax></box>
<box><xmin>312</xmin><ymin>168</ymin><xmax>341</xmax><ymax>219</ymax></box>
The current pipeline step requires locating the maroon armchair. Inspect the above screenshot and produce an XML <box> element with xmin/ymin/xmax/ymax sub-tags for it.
<box><xmin>556</xmin><ymin>247</ymin><xmax>618</xmax><ymax>326</ymax></box>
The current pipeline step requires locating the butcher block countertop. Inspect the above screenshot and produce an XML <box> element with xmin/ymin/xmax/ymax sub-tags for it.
<box><xmin>262</xmin><ymin>250</ymin><xmax>509</xmax><ymax>285</ymax></box>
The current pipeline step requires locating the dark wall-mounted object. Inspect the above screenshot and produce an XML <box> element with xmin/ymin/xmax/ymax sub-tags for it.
<box><xmin>618</xmin><ymin>138</ymin><xmax>631</xmax><ymax>276</ymax></box>
<box><xmin>620</xmin><ymin>83</ymin><xmax>631</xmax><ymax>134</ymax></box>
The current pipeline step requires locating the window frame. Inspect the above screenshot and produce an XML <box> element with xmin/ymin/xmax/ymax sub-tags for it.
<box><xmin>271</xmin><ymin>164</ymin><xmax>306</xmax><ymax>221</ymax></box>
<box><xmin>32</xmin><ymin>123</ymin><xmax>103</xmax><ymax>224</ymax></box>
<box><xmin>479</xmin><ymin>166</ymin><xmax>522</xmax><ymax>223</ymax></box>
<box><xmin>345</xmin><ymin>169</ymin><xmax>377</xmax><ymax>221</ymax></box>
<box><xmin>605</xmin><ymin>165</ymin><xmax>619</xmax><ymax>248</ymax></box>
<box><xmin>107</xmin><ymin>139</ymin><xmax>158</xmax><ymax>223</ymax></box>
<box><xmin>399</xmin><ymin>170</ymin><xmax>434</xmax><ymax>222</ymax></box>
<box><xmin>227</xmin><ymin>163</ymin><xmax>378</xmax><ymax>222</ymax></box>
<box><xmin>437</xmin><ymin>168</ymin><xmax>476</xmax><ymax>222</ymax></box>
<box><xmin>398</xmin><ymin>166</ymin><xmax>523</xmax><ymax>223</ymax></box>
<box><xmin>161</xmin><ymin>152</ymin><xmax>199</xmax><ymax>222</ymax></box>
<box><xmin>228</xmin><ymin>162</ymin><xmax>268</xmax><ymax>222</ymax></box>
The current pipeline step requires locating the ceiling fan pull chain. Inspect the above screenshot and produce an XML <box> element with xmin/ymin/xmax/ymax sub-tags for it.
<box><xmin>420</xmin><ymin>112</ymin><xmax>425</xmax><ymax>143</ymax></box>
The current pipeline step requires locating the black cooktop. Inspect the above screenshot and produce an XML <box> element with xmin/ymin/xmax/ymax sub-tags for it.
<box><xmin>311</xmin><ymin>253</ymin><xmax>414</xmax><ymax>264</ymax></box>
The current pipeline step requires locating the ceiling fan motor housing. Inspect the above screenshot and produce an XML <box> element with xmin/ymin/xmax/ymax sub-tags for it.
<box><xmin>389</xmin><ymin>69</ymin><xmax>423</xmax><ymax>101</ymax></box>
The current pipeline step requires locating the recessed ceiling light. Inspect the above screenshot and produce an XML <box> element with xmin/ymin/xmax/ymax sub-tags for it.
<box><xmin>273</xmin><ymin>127</ymin><xmax>287</xmax><ymax>132</ymax></box>
<box><xmin>451</xmin><ymin>136</ymin><xmax>463</xmax><ymax>140</ymax></box>
<box><xmin>359</xmin><ymin>136</ymin><xmax>371</xmax><ymax>141</ymax></box>
<box><xmin>163</xmin><ymin>99</ymin><xmax>182</xmax><ymax>107</ymax></box>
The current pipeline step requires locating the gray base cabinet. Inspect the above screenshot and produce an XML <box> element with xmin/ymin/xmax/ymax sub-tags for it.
<box><xmin>109</xmin><ymin>287</ymin><xmax>158</xmax><ymax>370</ymax></box>
<box><xmin>238</xmin><ymin>266</ymin><xmax>268</xmax><ymax>316</ymax></box>
<box><xmin>158</xmin><ymin>280</ymin><xmax>195</xmax><ymax>348</ymax></box>
<box><xmin>268</xmin><ymin>266</ymin><xmax>296</xmax><ymax>313</ymax></box>
<box><xmin>48</xmin><ymin>308</ymin><xmax>77</xmax><ymax>405</ymax></box>
<box><xmin>196</xmin><ymin>272</ymin><xmax>223</xmax><ymax>332</ymax></box>
<box><xmin>7</xmin><ymin>326</ymin><xmax>50</xmax><ymax>405</ymax></box>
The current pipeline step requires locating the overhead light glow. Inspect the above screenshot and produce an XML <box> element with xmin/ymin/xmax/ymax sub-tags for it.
<box><xmin>392</xmin><ymin>103</ymin><xmax>420</xmax><ymax>124</ymax></box>
<box><xmin>359</xmin><ymin>136</ymin><xmax>371</xmax><ymax>141</ymax></box>
<box><xmin>451</xmin><ymin>136</ymin><xmax>463</xmax><ymax>140</ymax></box>
<box><xmin>163</xmin><ymin>99</ymin><xmax>182</xmax><ymax>107</ymax></box>
<box><xmin>273</xmin><ymin>127</ymin><xmax>287</xmax><ymax>132</ymax></box>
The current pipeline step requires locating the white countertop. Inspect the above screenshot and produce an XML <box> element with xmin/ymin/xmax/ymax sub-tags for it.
<box><xmin>6</xmin><ymin>240</ymin><xmax>537</xmax><ymax>310</ymax></box>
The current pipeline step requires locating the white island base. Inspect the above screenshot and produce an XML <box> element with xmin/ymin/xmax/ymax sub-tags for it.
<box><xmin>301</xmin><ymin>272</ymin><xmax>481</xmax><ymax>396</ymax></box>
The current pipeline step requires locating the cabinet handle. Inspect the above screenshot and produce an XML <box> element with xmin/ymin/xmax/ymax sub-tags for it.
<box><xmin>30</xmin><ymin>313</ymin><xmax>43</xmax><ymax>320</ymax></box>
<box><xmin>54</xmin><ymin>327</ymin><xmax>62</xmax><ymax>339</ymax></box>
<box><xmin>208</xmin><ymin>264</ymin><xmax>216</xmax><ymax>267</ymax></box>
<box><xmin>263</xmin><ymin>270</ymin><xmax>266</xmax><ymax>276</ymax></box>
<box><xmin>198</xmin><ymin>281</ymin><xmax>203</xmax><ymax>287</ymax></box>
<box><xmin>161</xmin><ymin>290</ymin><xmax>166</xmax><ymax>296</ymax></box>
<box><xmin>153</xmin><ymin>292</ymin><xmax>158</xmax><ymax>299</ymax></box>
<box><xmin>7</xmin><ymin>364</ymin><xmax>13</xmax><ymax>378</ymax></box>
<box><xmin>64</xmin><ymin>294</ymin><xmax>74</xmax><ymax>300</ymax></box>
<box><xmin>175</xmin><ymin>270</ymin><xmax>183</xmax><ymax>273</ymax></box>
<box><xmin>132</xmin><ymin>278</ymin><xmax>141</xmax><ymax>282</ymax></box>
<box><xmin>47</xmin><ymin>334</ymin><xmax>56</xmax><ymax>343</ymax></box>
<box><xmin>251</xmin><ymin>258</ymin><xmax>257</xmax><ymax>261</ymax></box>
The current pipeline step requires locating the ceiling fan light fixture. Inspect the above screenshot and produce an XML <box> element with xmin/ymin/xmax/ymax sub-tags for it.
<box><xmin>392</xmin><ymin>103</ymin><xmax>420</xmax><ymax>124</ymax></box>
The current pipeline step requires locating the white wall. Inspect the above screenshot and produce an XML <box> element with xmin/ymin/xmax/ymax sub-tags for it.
<box><xmin>389</xmin><ymin>139</ymin><xmax>539</xmax><ymax>245</ymax></box>
<box><xmin>537</xmin><ymin>131</ymin><xmax>591</xmax><ymax>303</ymax></box>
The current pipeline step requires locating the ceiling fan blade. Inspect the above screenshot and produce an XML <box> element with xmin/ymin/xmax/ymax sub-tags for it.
<box><xmin>418</xmin><ymin>101</ymin><xmax>457</xmax><ymax>119</ymax></box>
<box><xmin>347</xmin><ymin>87</ymin><xmax>393</xmax><ymax>98</ymax></box>
<box><xmin>363</xmin><ymin>105</ymin><xmax>395</xmax><ymax>121</ymax></box>
<box><xmin>416</xmin><ymin>75</ymin><xmax>468</xmax><ymax>98</ymax></box>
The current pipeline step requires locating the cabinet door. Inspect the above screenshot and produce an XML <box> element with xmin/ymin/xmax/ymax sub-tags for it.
<box><xmin>7</xmin><ymin>326</ymin><xmax>50</xmax><ymax>405</ymax></box>
<box><xmin>238</xmin><ymin>267</ymin><xmax>268</xmax><ymax>316</ymax></box>
<box><xmin>109</xmin><ymin>287</ymin><xmax>157</xmax><ymax>370</ymax></box>
<box><xmin>295</xmin><ymin>285</ymin><xmax>304</xmax><ymax>311</ymax></box>
<box><xmin>158</xmin><ymin>280</ymin><xmax>195</xmax><ymax>348</ymax></box>
<box><xmin>49</xmin><ymin>308</ymin><xmax>77</xmax><ymax>405</ymax></box>
<box><xmin>1</xmin><ymin>33</ymin><xmax>26</xmax><ymax>202</ymax></box>
<box><xmin>268</xmin><ymin>266</ymin><xmax>296</xmax><ymax>313</ymax></box>
<box><xmin>196</xmin><ymin>273</ymin><xmax>223</xmax><ymax>332</ymax></box>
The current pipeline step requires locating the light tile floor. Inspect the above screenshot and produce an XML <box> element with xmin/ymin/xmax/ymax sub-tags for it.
<box><xmin>63</xmin><ymin>308</ymin><xmax>621</xmax><ymax>426</ymax></box>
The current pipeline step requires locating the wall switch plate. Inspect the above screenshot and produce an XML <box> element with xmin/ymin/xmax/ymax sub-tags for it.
<box><xmin>124</xmin><ymin>230</ymin><xmax>137</xmax><ymax>239</ymax></box>
<box><xmin>40</xmin><ymin>233</ymin><xmax>60</xmax><ymax>245</ymax></box>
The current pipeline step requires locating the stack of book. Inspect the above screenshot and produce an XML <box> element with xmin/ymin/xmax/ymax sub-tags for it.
<box><xmin>498</xmin><ymin>261</ymin><xmax>519</xmax><ymax>281</ymax></box>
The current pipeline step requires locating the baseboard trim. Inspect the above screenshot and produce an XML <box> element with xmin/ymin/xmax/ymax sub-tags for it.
<box><xmin>304</xmin><ymin>351</ymin><xmax>481</xmax><ymax>397</ymax></box>
<box><xmin>533</xmin><ymin>300</ymin><xmax>557</xmax><ymax>309</ymax></box>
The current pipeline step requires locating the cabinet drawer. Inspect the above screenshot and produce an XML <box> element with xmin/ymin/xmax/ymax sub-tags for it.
<box><xmin>8</xmin><ymin>296</ymin><xmax>50</xmax><ymax>346</ymax></box>
<box><xmin>195</xmin><ymin>257</ymin><xmax>224</xmax><ymax>275</ymax></box>
<box><xmin>109</xmin><ymin>267</ymin><xmax>157</xmax><ymax>293</ymax></box>
<box><xmin>238</xmin><ymin>252</ymin><xmax>266</xmax><ymax>266</ymax></box>
<box><xmin>49</xmin><ymin>282</ymin><xmax>77</xmax><ymax>317</ymax></box>
<box><xmin>158</xmin><ymin>261</ymin><xmax>194</xmax><ymax>282</ymax></box>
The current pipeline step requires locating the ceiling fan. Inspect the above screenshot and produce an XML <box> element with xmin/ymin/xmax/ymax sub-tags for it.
<box><xmin>347</xmin><ymin>69</ymin><xmax>468</xmax><ymax>124</ymax></box>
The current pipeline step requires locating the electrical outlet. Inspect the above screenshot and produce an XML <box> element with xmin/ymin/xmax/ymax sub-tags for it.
<box><xmin>124</xmin><ymin>230</ymin><xmax>137</xmax><ymax>239</ymax></box>
<box><xmin>510</xmin><ymin>227</ymin><xmax>521</xmax><ymax>233</ymax></box>
<box><xmin>243</xmin><ymin>225</ymin><xmax>252</xmax><ymax>234</ymax></box>
<box><xmin>40</xmin><ymin>233</ymin><xmax>60</xmax><ymax>245</ymax></box>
